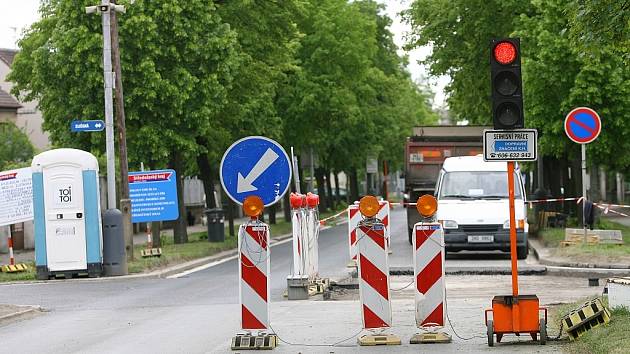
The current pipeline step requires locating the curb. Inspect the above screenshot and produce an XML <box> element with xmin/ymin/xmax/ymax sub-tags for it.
<box><xmin>389</xmin><ymin>266</ymin><xmax>547</xmax><ymax>276</ymax></box>
<box><xmin>530</xmin><ymin>238</ymin><xmax>630</xmax><ymax>277</ymax></box>
<box><xmin>530</xmin><ymin>238</ymin><xmax>630</xmax><ymax>269</ymax></box>
<box><xmin>0</xmin><ymin>223</ymin><xmax>340</xmax><ymax>286</ymax></box>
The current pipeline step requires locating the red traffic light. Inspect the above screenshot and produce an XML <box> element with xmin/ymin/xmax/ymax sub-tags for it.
<box><xmin>493</xmin><ymin>41</ymin><xmax>517</xmax><ymax>65</ymax></box>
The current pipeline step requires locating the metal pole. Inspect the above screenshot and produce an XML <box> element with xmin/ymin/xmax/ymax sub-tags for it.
<box><xmin>507</xmin><ymin>161</ymin><xmax>520</xmax><ymax>333</ymax></box>
<box><xmin>582</xmin><ymin>144</ymin><xmax>587</xmax><ymax>242</ymax></box>
<box><xmin>309</xmin><ymin>147</ymin><xmax>315</xmax><ymax>192</ymax></box>
<box><xmin>101</xmin><ymin>0</ymin><xmax>116</xmax><ymax>210</ymax></box>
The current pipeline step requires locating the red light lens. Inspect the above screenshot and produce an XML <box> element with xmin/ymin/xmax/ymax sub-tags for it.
<box><xmin>494</xmin><ymin>42</ymin><xmax>517</xmax><ymax>65</ymax></box>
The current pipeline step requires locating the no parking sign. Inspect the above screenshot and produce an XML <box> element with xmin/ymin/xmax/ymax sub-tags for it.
<box><xmin>564</xmin><ymin>107</ymin><xmax>601</xmax><ymax>144</ymax></box>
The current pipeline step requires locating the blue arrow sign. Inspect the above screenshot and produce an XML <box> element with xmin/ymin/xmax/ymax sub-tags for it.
<box><xmin>71</xmin><ymin>120</ymin><xmax>105</xmax><ymax>132</ymax></box>
<box><xmin>220</xmin><ymin>136</ymin><xmax>292</xmax><ymax>207</ymax></box>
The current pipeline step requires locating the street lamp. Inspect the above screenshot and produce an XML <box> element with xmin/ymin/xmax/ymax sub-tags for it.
<box><xmin>85</xmin><ymin>1</ymin><xmax>125</xmax><ymax>210</ymax></box>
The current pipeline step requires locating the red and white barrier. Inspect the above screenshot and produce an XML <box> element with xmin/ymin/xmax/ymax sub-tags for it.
<box><xmin>290</xmin><ymin>193</ymin><xmax>306</xmax><ymax>276</ymax></box>
<box><xmin>413</xmin><ymin>223</ymin><xmax>446</xmax><ymax>328</ymax></box>
<box><xmin>357</xmin><ymin>221</ymin><xmax>392</xmax><ymax>329</ymax></box>
<box><xmin>305</xmin><ymin>193</ymin><xmax>320</xmax><ymax>278</ymax></box>
<box><xmin>239</xmin><ymin>220</ymin><xmax>271</xmax><ymax>331</ymax></box>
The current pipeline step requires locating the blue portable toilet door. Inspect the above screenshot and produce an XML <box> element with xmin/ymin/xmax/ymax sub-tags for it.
<box><xmin>43</xmin><ymin>165</ymin><xmax>87</xmax><ymax>272</ymax></box>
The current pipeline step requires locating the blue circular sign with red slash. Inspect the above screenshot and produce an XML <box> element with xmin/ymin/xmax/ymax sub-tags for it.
<box><xmin>564</xmin><ymin>107</ymin><xmax>601</xmax><ymax>144</ymax></box>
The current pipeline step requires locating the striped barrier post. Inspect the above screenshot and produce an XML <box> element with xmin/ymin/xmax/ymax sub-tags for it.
<box><xmin>238</xmin><ymin>220</ymin><xmax>271</xmax><ymax>332</ymax></box>
<box><xmin>305</xmin><ymin>193</ymin><xmax>320</xmax><ymax>279</ymax></box>
<box><xmin>356</xmin><ymin>217</ymin><xmax>400</xmax><ymax>345</ymax></box>
<box><xmin>290</xmin><ymin>193</ymin><xmax>306</xmax><ymax>276</ymax></box>
<box><xmin>411</xmin><ymin>222</ymin><xmax>450</xmax><ymax>343</ymax></box>
<box><xmin>1</xmin><ymin>226</ymin><xmax>28</xmax><ymax>273</ymax></box>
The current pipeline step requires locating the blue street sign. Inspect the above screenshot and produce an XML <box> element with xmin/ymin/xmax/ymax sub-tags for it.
<box><xmin>128</xmin><ymin>169</ymin><xmax>179</xmax><ymax>223</ymax></box>
<box><xmin>564</xmin><ymin>107</ymin><xmax>601</xmax><ymax>144</ymax></box>
<box><xmin>71</xmin><ymin>120</ymin><xmax>105</xmax><ymax>132</ymax></box>
<box><xmin>494</xmin><ymin>140</ymin><xmax>528</xmax><ymax>152</ymax></box>
<box><xmin>220</xmin><ymin>136</ymin><xmax>292</xmax><ymax>207</ymax></box>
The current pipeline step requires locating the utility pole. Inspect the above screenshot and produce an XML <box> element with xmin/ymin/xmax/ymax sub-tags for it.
<box><xmin>109</xmin><ymin>0</ymin><xmax>133</xmax><ymax>259</ymax></box>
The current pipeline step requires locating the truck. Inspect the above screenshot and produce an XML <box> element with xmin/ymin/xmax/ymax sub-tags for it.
<box><xmin>404</xmin><ymin>125</ymin><xmax>489</xmax><ymax>244</ymax></box>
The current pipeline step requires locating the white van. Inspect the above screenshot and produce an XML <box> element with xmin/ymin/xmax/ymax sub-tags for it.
<box><xmin>435</xmin><ymin>155</ymin><xmax>528</xmax><ymax>259</ymax></box>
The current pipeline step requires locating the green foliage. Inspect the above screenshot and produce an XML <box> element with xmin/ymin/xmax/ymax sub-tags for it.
<box><xmin>9</xmin><ymin>0</ymin><xmax>240</xmax><ymax>171</ymax></box>
<box><xmin>404</xmin><ymin>0</ymin><xmax>533</xmax><ymax>124</ymax></box>
<box><xmin>0</xmin><ymin>122</ymin><xmax>35</xmax><ymax>171</ymax></box>
<box><xmin>281</xmin><ymin>0</ymin><xmax>436</xmax><ymax>174</ymax></box>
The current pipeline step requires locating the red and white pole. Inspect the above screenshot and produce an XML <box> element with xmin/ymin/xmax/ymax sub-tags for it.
<box><xmin>413</xmin><ymin>223</ymin><xmax>446</xmax><ymax>328</ymax></box>
<box><xmin>357</xmin><ymin>221</ymin><xmax>392</xmax><ymax>329</ymax></box>
<box><xmin>305</xmin><ymin>193</ymin><xmax>320</xmax><ymax>279</ymax></box>
<box><xmin>8</xmin><ymin>226</ymin><xmax>15</xmax><ymax>266</ymax></box>
<box><xmin>146</xmin><ymin>224</ymin><xmax>153</xmax><ymax>249</ymax></box>
<box><xmin>290</xmin><ymin>193</ymin><xmax>305</xmax><ymax>276</ymax></box>
<box><xmin>239</xmin><ymin>219</ymin><xmax>271</xmax><ymax>331</ymax></box>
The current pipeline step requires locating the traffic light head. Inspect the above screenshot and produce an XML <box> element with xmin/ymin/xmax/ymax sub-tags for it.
<box><xmin>490</xmin><ymin>38</ymin><xmax>523</xmax><ymax>130</ymax></box>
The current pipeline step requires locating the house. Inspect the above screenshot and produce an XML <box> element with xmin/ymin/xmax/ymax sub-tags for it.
<box><xmin>0</xmin><ymin>48</ymin><xmax>49</xmax><ymax>151</ymax></box>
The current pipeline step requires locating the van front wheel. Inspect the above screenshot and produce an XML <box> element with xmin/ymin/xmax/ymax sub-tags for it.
<box><xmin>517</xmin><ymin>244</ymin><xmax>529</xmax><ymax>259</ymax></box>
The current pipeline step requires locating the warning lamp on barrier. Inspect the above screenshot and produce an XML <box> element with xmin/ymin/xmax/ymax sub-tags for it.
<box><xmin>416</xmin><ymin>194</ymin><xmax>438</xmax><ymax>219</ymax></box>
<box><xmin>358</xmin><ymin>195</ymin><xmax>380</xmax><ymax>218</ymax></box>
<box><xmin>490</xmin><ymin>38</ymin><xmax>524</xmax><ymax>130</ymax></box>
<box><xmin>306</xmin><ymin>192</ymin><xmax>319</xmax><ymax>208</ymax></box>
<box><xmin>243</xmin><ymin>195</ymin><xmax>264</xmax><ymax>217</ymax></box>
<box><xmin>289</xmin><ymin>193</ymin><xmax>303</xmax><ymax>209</ymax></box>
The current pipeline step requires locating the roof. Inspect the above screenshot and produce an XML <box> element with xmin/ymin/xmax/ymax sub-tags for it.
<box><xmin>442</xmin><ymin>155</ymin><xmax>521</xmax><ymax>172</ymax></box>
<box><xmin>0</xmin><ymin>88</ymin><xmax>21</xmax><ymax>109</ymax></box>
<box><xmin>0</xmin><ymin>48</ymin><xmax>17</xmax><ymax>67</ymax></box>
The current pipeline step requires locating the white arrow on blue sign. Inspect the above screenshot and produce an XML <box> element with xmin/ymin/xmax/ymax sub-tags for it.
<box><xmin>220</xmin><ymin>136</ymin><xmax>292</xmax><ymax>207</ymax></box>
<box><xmin>71</xmin><ymin>120</ymin><xmax>105</xmax><ymax>132</ymax></box>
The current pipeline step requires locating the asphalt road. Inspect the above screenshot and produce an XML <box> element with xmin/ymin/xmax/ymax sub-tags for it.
<box><xmin>0</xmin><ymin>207</ymin><xmax>599</xmax><ymax>353</ymax></box>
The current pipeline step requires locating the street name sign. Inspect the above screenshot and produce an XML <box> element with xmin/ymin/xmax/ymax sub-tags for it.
<box><xmin>564</xmin><ymin>107</ymin><xmax>601</xmax><ymax>144</ymax></box>
<box><xmin>220</xmin><ymin>136</ymin><xmax>292</xmax><ymax>207</ymax></box>
<box><xmin>128</xmin><ymin>169</ymin><xmax>179</xmax><ymax>223</ymax></box>
<box><xmin>483</xmin><ymin>129</ymin><xmax>538</xmax><ymax>162</ymax></box>
<box><xmin>0</xmin><ymin>167</ymin><xmax>33</xmax><ymax>227</ymax></box>
<box><xmin>70</xmin><ymin>120</ymin><xmax>105</xmax><ymax>132</ymax></box>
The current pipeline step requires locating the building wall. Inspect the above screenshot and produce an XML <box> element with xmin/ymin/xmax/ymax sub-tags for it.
<box><xmin>0</xmin><ymin>59</ymin><xmax>49</xmax><ymax>151</ymax></box>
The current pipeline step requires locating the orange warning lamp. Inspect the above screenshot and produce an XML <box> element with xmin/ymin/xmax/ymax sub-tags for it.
<box><xmin>416</xmin><ymin>194</ymin><xmax>438</xmax><ymax>218</ymax></box>
<box><xmin>359</xmin><ymin>195</ymin><xmax>380</xmax><ymax>217</ymax></box>
<box><xmin>243</xmin><ymin>195</ymin><xmax>264</xmax><ymax>217</ymax></box>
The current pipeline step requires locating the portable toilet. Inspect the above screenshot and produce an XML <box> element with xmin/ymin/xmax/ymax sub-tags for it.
<box><xmin>32</xmin><ymin>149</ymin><xmax>103</xmax><ymax>279</ymax></box>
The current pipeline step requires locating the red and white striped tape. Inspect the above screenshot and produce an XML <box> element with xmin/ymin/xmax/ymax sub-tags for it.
<box><xmin>413</xmin><ymin>223</ymin><xmax>445</xmax><ymax>328</ymax></box>
<box><xmin>238</xmin><ymin>221</ymin><xmax>270</xmax><ymax>331</ymax></box>
<box><xmin>356</xmin><ymin>222</ymin><xmax>392</xmax><ymax>329</ymax></box>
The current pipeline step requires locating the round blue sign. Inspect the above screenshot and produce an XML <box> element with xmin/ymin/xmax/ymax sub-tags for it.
<box><xmin>564</xmin><ymin>107</ymin><xmax>601</xmax><ymax>144</ymax></box>
<box><xmin>220</xmin><ymin>136</ymin><xmax>292</xmax><ymax>207</ymax></box>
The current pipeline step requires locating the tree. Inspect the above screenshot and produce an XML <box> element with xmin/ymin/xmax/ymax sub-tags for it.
<box><xmin>9</xmin><ymin>0</ymin><xmax>241</xmax><ymax>243</ymax></box>
<box><xmin>403</xmin><ymin>0</ymin><xmax>533</xmax><ymax>124</ymax></box>
<box><xmin>0</xmin><ymin>122</ymin><xmax>35</xmax><ymax>171</ymax></box>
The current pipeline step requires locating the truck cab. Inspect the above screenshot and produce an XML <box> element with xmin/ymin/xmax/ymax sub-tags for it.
<box><xmin>434</xmin><ymin>155</ymin><xmax>528</xmax><ymax>259</ymax></box>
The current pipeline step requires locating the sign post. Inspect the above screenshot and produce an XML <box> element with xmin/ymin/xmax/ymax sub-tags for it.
<box><xmin>564</xmin><ymin>107</ymin><xmax>602</xmax><ymax>242</ymax></box>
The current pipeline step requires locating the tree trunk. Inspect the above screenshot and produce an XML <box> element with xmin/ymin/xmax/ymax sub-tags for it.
<box><xmin>171</xmin><ymin>150</ymin><xmax>188</xmax><ymax>244</ymax></box>
<box><xmin>283</xmin><ymin>191</ymin><xmax>291</xmax><ymax>222</ymax></box>
<box><xmin>196</xmin><ymin>139</ymin><xmax>217</xmax><ymax>210</ymax></box>
<box><xmin>334</xmin><ymin>171</ymin><xmax>340</xmax><ymax>206</ymax></box>
<box><xmin>349</xmin><ymin>168</ymin><xmax>359</xmax><ymax>203</ymax></box>
<box><xmin>268</xmin><ymin>204</ymin><xmax>277</xmax><ymax>224</ymax></box>
<box><xmin>150</xmin><ymin>221</ymin><xmax>161</xmax><ymax>247</ymax></box>
<box><xmin>326</xmin><ymin>169</ymin><xmax>334</xmax><ymax>209</ymax></box>
<box><xmin>315</xmin><ymin>167</ymin><xmax>328</xmax><ymax>212</ymax></box>
<box><xmin>227</xmin><ymin>199</ymin><xmax>235</xmax><ymax>237</ymax></box>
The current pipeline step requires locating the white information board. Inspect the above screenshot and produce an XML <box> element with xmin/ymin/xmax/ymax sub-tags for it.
<box><xmin>483</xmin><ymin>129</ymin><xmax>538</xmax><ymax>162</ymax></box>
<box><xmin>0</xmin><ymin>167</ymin><xmax>34</xmax><ymax>226</ymax></box>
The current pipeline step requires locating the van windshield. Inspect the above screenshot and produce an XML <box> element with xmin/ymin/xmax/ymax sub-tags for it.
<box><xmin>439</xmin><ymin>171</ymin><xmax>523</xmax><ymax>199</ymax></box>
